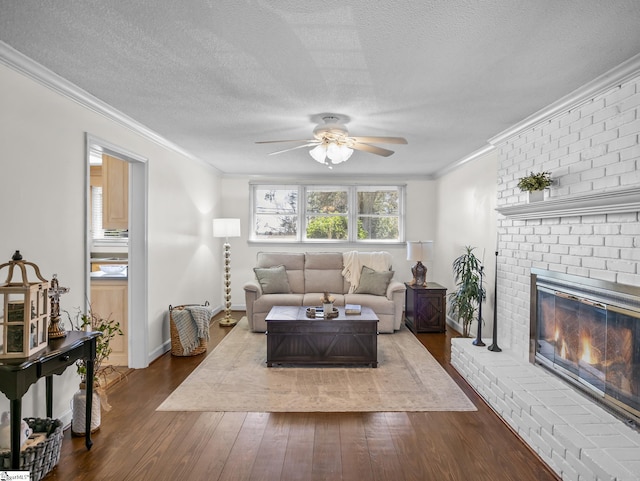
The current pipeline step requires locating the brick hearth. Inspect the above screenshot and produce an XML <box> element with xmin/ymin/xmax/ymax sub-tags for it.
<box><xmin>451</xmin><ymin>339</ymin><xmax>640</xmax><ymax>480</ymax></box>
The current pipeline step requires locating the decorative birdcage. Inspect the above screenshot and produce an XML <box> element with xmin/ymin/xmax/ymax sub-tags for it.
<box><xmin>0</xmin><ymin>251</ymin><xmax>50</xmax><ymax>358</ymax></box>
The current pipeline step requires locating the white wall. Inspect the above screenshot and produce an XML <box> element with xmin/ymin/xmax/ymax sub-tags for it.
<box><xmin>433</xmin><ymin>151</ymin><xmax>499</xmax><ymax>336</ymax></box>
<box><xmin>220</xmin><ymin>176</ymin><xmax>439</xmax><ymax>308</ymax></box>
<box><xmin>0</xmin><ymin>64</ymin><xmax>222</xmax><ymax>422</ymax></box>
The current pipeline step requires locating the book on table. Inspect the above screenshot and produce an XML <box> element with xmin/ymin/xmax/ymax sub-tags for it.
<box><xmin>345</xmin><ymin>304</ymin><xmax>362</xmax><ymax>314</ymax></box>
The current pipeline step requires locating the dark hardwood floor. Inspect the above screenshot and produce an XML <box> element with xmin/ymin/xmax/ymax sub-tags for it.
<box><xmin>46</xmin><ymin>312</ymin><xmax>559</xmax><ymax>481</ymax></box>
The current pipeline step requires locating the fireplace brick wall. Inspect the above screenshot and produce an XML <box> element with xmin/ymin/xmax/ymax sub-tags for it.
<box><xmin>496</xmin><ymin>73</ymin><xmax>640</xmax><ymax>359</ymax></box>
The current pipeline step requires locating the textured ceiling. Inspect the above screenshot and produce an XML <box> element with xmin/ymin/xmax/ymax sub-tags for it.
<box><xmin>2</xmin><ymin>1</ymin><xmax>640</xmax><ymax>177</ymax></box>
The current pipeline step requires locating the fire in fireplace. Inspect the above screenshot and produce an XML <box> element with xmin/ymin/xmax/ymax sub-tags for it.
<box><xmin>531</xmin><ymin>269</ymin><xmax>640</xmax><ymax>426</ymax></box>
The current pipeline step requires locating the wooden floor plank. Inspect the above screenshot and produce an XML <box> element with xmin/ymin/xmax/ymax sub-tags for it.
<box><xmin>248</xmin><ymin>413</ymin><xmax>290</xmax><ymax>481</ymax></box>
<box><xmin>182</xmin><ymin>412</ymin><xmax>248</xmax><ymax>481</ymax></box>
<box><xmin>122</xmin><ymin>411</ymin><xmax>201</xmax><ymax>481</ymax></box>
<box><xmin>280</xmin><ymin>413</ymin><xmax>316</xmax><ymax>481</ymax></box>
<box><xmin>311</xmin><ymin>415</ymin><xmax>343</xmax><ymax>481</ymax></box>
<box><xmin>383</xmin><ymin>412</ymin><xmax>429</xmax><ymax>481</ymax></box>
<box><xmin>157</xmin><ymin>411</ymin><xmax>225</xmax><ymax>480</ymax></box>
<box><xmin>338</xmin><ymin>414</ymin><xmax>374</xmax><ymax>481</ymax></box>
<box><xmin>217</xmin><ymin>411</ymin><xmax>270</xmax><ymax>481</ymax></box>
<box><xmin>361</xmin><ymin>412</ymin><xmax>404</xmax><ymax>481</ymax></box>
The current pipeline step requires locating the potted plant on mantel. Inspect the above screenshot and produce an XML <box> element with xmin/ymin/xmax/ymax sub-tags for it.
<box><xmin>518</xmin><ymin>172</ymin><xmax>553</xmax><ymax>202</ymax></box>
<box><xmin>517</xmin><ymin>171</ymin><xmax>552</xmax><ymax>202</ymax></box>
<box><xmin>66</xmin><ymin>306</ymin><xmax>123</xmax><ymax>435</ymax></box>
<box><xmin>448</xmin><ymin>246</ymin><xmax>486</xmax><ymax>338</ymax></box>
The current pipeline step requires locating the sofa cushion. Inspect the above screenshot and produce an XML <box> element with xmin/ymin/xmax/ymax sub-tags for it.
<box><xmin>253</xmin><ymin>265</ymin><xmax>291</xmax><ymax>294</ymax></box>
<box><xmin>304</xmin><ymin>252</ymin><xmax>345</xmax><ymax>294</ymax></box>
<box><xmin>253</xmin><ymin>293</ymin><xmax>303</xmax><ymax>315</ymax></box>
<box><xmin>354</xmin><ymin>266</ymin><xmax>394</xmax><ymax>296</ymax></box>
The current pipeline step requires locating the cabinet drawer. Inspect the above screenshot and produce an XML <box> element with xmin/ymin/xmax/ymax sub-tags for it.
<box><xmin>38</xmin><ymin>344</ymin><xmax>85</xmax><ymax>377</ymax></box>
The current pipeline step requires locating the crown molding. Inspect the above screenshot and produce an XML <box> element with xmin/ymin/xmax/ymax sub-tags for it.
<box><xmin>432</xmin><ymin>144</ymin><xmax>496</xmax><ymax>179</ymax></box>
<box><xmin>0</xmin><ymin>41</ymin><xmax>221</xmax><ymax>175</ymax></box>
<box><xmin>496</xmin><ymin>187</ymin><xmax>640</xmax><ymax>220</ymax></box>
<box><xmin>489</xmin><ymin>53</ymin><xmax>640</xmax><ymax>146</ymax></box>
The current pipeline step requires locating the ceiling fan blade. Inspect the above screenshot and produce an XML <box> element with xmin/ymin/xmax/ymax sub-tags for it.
<box><xmin>268</xmin><ymin>142</ymin><xmax>319</xmax><ymax>155</ymax></box>
<box><xmin>350</xmin><ymin>136</ymin><xmax>407</xmax><ymax>144</ymax></box>
<box><xmin>256</xmin><ymin>139</ymin><xmax>315</xmax><ymax>144</ymax></box>
<box><xmin>351</xmin><ymin>143</ymin><xmax>395</xmax><ymax>157</ymax></box>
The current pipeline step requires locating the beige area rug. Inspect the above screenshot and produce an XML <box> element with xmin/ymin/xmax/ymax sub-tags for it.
<box><xmin>157</xmin><ymin>317</ymin><xmax>476</xmax><ymax>412</ymax></box>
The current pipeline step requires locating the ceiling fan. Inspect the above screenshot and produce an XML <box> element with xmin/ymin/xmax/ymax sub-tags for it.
<box><xmin>256</xmin><ymin>115</ymin><xmax>407</xmax><ymax>168</ymax></box>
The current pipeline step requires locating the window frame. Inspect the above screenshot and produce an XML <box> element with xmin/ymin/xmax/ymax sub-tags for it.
<box><xmin>250</xmin><ymin>183</ymin><xmax>405</xmax><ymax>244</ymax></box>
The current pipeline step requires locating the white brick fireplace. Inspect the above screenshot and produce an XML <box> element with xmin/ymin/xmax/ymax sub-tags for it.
<box><xmin>451</xmin><ymin>58</ymin><xmax>640</xmax><ymax>480</ymax></box>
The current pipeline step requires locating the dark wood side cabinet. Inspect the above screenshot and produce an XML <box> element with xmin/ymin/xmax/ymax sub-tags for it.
<box><xmin>404</xmin><ymin>282</ymin><xmax>447</xmax><ymax>333</ymax></box>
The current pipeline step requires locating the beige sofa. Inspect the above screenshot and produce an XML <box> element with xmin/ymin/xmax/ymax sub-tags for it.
<box><xmin>243</xmin><ymin>251</ymin><xmax>406</xmax><ymax>333</ymax></box>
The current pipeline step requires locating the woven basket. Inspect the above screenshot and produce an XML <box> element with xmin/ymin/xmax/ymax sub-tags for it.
<box><xmin>0</xmin><ymin>417</ymin><xmax>63</xmax><ymax>481</ymax></box>
<box><xmin>169</xmin><ymin>304</ymin><xmax>208</xmax><ymax>356</ymax></box>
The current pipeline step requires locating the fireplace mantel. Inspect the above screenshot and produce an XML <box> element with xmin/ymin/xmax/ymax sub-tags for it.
<box><xmin>496</xmin><ymin>186</ymin><xmax>640</xmax><ymax>220</ymax></box>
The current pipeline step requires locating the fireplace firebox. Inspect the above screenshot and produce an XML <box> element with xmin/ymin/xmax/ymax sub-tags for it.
<box><xmin>530</xmin><ymin>269</ymin><xmax>640</xmax><ymax>426</ymax></box>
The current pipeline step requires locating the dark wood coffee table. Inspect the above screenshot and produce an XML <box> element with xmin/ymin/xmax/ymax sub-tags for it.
<box><xmin>265</xmin><ymin>305</ymin><xmax>379</xmax><ymax>367</ymax></box>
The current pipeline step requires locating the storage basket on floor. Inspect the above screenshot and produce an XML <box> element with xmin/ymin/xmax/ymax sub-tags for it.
<box><xmin>0</xmin><ymin>417</ymin><xmax>63</xmax><ymax>481</ymax></box>
<box><xmin>169</xmin><ymin>302</ymin><xmax>210</xmax><ymax>356</ymax></box>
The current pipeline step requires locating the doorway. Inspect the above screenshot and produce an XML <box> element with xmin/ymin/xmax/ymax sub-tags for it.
<box><xmin>85</xmin><ymin>134</ymin><xmax>149</xmax><ymax>369</ymax></box>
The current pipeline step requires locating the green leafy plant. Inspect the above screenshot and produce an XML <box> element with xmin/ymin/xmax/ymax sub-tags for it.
<box><xmin>517</xmin><ymin>171</ymin><xmax>552</xmax><ymax>192</ymax></box>
<box><xmin>66</xmin><ymin>306</ymin><xmax>123</xmax><ymax>384</ymax></box>
<box><xmin>448</xmin><ymin>246</ymin><xmax>486</xmax><ymax>338</ymax></box>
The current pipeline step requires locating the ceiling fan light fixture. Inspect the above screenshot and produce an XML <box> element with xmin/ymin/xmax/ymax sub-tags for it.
<box><xmin>326</xmin><ymin>143</ymin><xmax>353</xmax><ymax>164</ymax></box>
<box><xmin>309</xmin><ymin>144</ymin><xmax>327</xmax><ymax>163</ymax></box>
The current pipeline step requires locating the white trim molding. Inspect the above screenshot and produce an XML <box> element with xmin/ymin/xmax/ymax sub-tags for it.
<box><xmin>496</xmin><ymin>187</ymin><xmax>640</xmax><ymax>220</ymax></box>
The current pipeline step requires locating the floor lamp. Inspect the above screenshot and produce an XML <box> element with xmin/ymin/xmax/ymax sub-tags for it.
<box><xmin>213</xmin><ymin>218</ymin><xmax>241</xmax><ymax>327</ymax></box>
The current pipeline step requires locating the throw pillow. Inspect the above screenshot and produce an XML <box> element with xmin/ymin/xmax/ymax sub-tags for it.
<box><xmin>253</xmin><ymin>265</ymin><xmax>291</xmax><ymax>294</ymax></box>
<box><xmin>354</xmin><ymin>265</ymin><xmax>394</xmax><ymax>296</ymax></box>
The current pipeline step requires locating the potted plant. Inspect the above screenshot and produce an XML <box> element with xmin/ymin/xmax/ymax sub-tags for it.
<box><xmin>517</xmin><ymin>171</ymin><xmax>552</xmax><ymax>202</ymax></box>
<box><xmin>448</xmin><ymin>246</ymin><xmax>486</xmax><ymax>338</ymax></box>
<box><xmin>66</xmin><ymin>306</ymin><xmax>123</xmax><ymax>435</ymax></box>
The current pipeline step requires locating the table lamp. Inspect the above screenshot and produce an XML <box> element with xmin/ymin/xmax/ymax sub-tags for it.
<box><xmin>406</xmin><ymin>241</ymin><xmax>433</xmax><ymax>287</ymax></box>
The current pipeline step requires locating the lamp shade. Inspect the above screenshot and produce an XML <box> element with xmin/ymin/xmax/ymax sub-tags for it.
<box><xmin>309</xmin><ymin>144</ymin><xmax>327</xmax><ymax>163</ymax></box>
<box><xmin>406</xmin><ymin>241</ymin><xmax>433</xmax><ymax>262</ymax></box>
<box><xmin>213</xmin><ymin>218</ymin><xmax>241</xmax><ymax>238</ymax></box>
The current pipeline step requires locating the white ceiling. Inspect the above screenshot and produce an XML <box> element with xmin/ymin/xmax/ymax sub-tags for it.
<box><xmin>2</xmin><ymin>1</ymin><xmax>640</xmax><ymax>178</ymax></box>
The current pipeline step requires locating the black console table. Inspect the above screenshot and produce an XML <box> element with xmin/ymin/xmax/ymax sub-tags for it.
<box><xmin>0</xmin><ymin>331</ymin><xmax>100</xmax><ymax>469</ymax></box>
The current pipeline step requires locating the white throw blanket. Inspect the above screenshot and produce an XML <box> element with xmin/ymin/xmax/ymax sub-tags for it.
<box><xmin>342</xmin><ymin>251</ymin><xmax>392</xmax><ymax>292</ymax></box>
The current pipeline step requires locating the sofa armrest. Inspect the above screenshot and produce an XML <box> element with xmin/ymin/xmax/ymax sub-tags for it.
<box><xmin>243</xmin><ymin>281</ymin><xmax>262</xmax><ymax>329</ymax></box>
<box><xmin>244</xmin><ymin>280</ymin><xmax>262</xmax><ymax>296</ymax></box>
<box><xmin>387</xmin><ymin>280</ymin><xmax>406</xmax><ymax>331</ymax></box>
<box><xmin>386</xmin><ymin>280</ymin><xmax>406</xmax><ymax>300</ymax></box>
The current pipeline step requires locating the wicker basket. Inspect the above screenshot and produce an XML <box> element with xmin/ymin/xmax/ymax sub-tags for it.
<box><xmin>0</xmin><ymin>417</ymin><xmax>63</xmax><ymax>481</ymax></box>
<box><xmin>169</xmin><ymin>303</ymin><xmax>209</xmax><ymax>356</ymax></box>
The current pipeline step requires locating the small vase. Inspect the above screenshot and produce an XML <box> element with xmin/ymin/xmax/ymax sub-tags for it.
<box><xmin>528</xmin><ymin>190</ymin><xmax>544</xmax><ymax>202</ymax></box>
<box><xmin>323</xmin><ymin>303</ymin><xmax>334</xmax><ymax>317</ymax></box>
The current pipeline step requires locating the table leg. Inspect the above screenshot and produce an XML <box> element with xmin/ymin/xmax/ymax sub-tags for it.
<box><xmin>85</xmin><ymin>357</ymin><xmax>94</xmax><ymax>450</ymax></box>
<box><xmin>10</xmin><ymin>398</ymin><xmax>21</xmax><ymax>469</ymax></box>
<box><xmin>46</xmin><ymin>375</ymin><xmax>53</xmax><ymax>418</ymax></box>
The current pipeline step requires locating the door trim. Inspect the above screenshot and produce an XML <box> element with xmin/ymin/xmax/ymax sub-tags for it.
<box><xmin>85</xmin><ymin>133</ymin><xmax>149</xmax><ymax>368</ymax></box>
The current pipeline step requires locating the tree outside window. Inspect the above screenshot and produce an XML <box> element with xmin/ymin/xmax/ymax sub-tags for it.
<box><xmin>357</xmin><ymin>189</ymin><xmax>399</xmax><ymax>240</ymax></box>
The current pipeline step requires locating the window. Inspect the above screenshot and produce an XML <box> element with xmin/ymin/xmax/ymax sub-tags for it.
<box><xmin>251</xmin><ymin>184</ymin><xmax>404</xmax><ymax>243</ymax></box>
<box><xmin>357</xmin><ymin>187</ymin><xmax>400</xmax><ymax>240</ymax></box>
<box><xmin>253</xmin><ymin>186</ymin><xmax>298</xmax><ymax>240</ymax></box>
